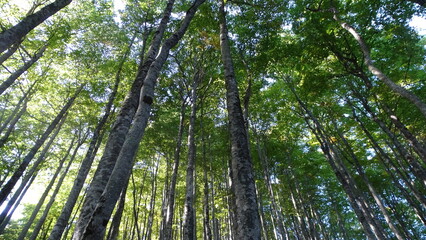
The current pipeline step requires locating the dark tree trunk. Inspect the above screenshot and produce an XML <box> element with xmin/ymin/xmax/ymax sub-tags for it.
<box><xmin>106</xmin><ymin>179</ymin><xmax>128</xmax><ymax>240</ymax></box>
<box><xmin>0</xmin><ymin>45</ymin><xmax>47</xmax><ymax>95</ymax></box>
<box><xmin>0</xmin><ymin>85</ymin><xmax>81</xmax><ymax>206</ymax></box>
<box><xmin>218</xmin><ymin>0</ymin><xmax>261</xmax><ymax>238</ymax></box>
<box><xmin>183</xmin><ymin>74</ymin><xmax>198</xmax><ymax>240</ymax></box>
<box><xmin>48</xmin><ymin>30</ymin><xmax>132</xmax><ymax>240</ymax></box>
<box><xmin>78</xmin><ymin>1</ymin><xmax>205</xmax><ymax>238</ymax></box>
<box><xmin>161</xmin><ymin>100</ymin><xmax>187</xmax><ymax>240</ymax></box>
<box><xmin>17</xmin><ymin>136</ymin><xmax>77</xmax><ymax>240</ymax></box>
<box><xmin>0</xmin><ymin>0</ymin><xmax>71</xmax><ymax>53</ymax></box>
<box><xmin>71</xmin><ymin>2</ymin><xmax>175</xmax><ymax>238</ymax></box>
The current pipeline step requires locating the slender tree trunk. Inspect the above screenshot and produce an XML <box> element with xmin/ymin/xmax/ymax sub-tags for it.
<box><xmin>144</xmin><ymin>160</ymin><xmax>160</xmax><ymax>240</ymax></box>
<box><xmin>0</xmin><ymin>101</ymin><xmax>26</xmax><ymax>148</ymax></box>
<box><xmin>48</xmin><ymin>30</ymin><xmax>132</xmax><ymax>240</ymax></box>
<box><xmin>0</xmin><ymin>0</ymin><xmax>71</xmax><ymax>53</ymax></box>
<box><xmin>0</xmin><ymin>173</ymin><xmax>36</xmax><ymax>233</ymax></box>
<box><xmin>331</xmin><ymin>8</ymin><xmax>426</xmax><ymax>119</ymax></box>
<box><xmin>0</xmin><ymin>85</ymin><xmax>82</xmax><ymax>206</ymax></box>
<box><xmin>78</xmin><ymin>2</ymin><xmax>205</xmax><ymax>239</ymax></box>
<box><xmin>183</xmin><ymin>74</ymin><xmax>198</xmax><ymax>240</ymax></box>
<box><xmin>161</xmin><ymin>101</ymin><xmax>187</xmax><ymax>240</ymax></box>
<box><xmin>218</xmin><ymin>1</ymin><xmax>261</xmax><ymax>239</ymax></box>
<box><xmin>17</xmin><ymin>136</ymin><xmax>76</xmax><ymax>240</ymax></box>
<box><xmin>71</xmin><ymin>2</ymin><xmax>176</xmax><ymax>238</ymax></box>
<box><xmin>0</xmin><ymin>41</ymin><xmax>21</xmax><ymax>65</ymax></box>
<box><xmin>29</xmin><ymin>138</ymin><xmax>82</xmax><ymax>240</ymax></box>
<box><xmin>0</xmin><ymin>111</ymin><xmax>66</xmax><ymax>229</ymax></box>
<box><xmin>0</xmin><ymin>44</ymin><xmax>47</xmax><ymax>95</ymax></box>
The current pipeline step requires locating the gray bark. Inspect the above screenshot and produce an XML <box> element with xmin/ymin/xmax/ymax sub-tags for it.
<box><xmin>183</xmin><ymin>75</ymin><xmax>198</xmax><ymax>240</ymax></box>
<box><xmin>0</xmin><ymin>44</ymin><xmax>47</xmax><ymax>95</ymax></box>
<box><xmin>48</xmin><ymin>30</ymin><xmax>133</xmax><ymax>240</ymax></box>
<box><xmin>218</xmin><ymin>0</ymin><xmax>261</xmax><ymax>239</ymax></box>
<box><xmin>0</xmin><ymin>0</ymin><xmax>71</xmax><ymax>53</ymax></box>
<box><xmin>161</xmin><ymin>101</ymin><xmax>187</xmax><ymax>240</ymax></box>
<box><xmin>17</xmin><ymin>136</ymin><xmax>76</xmax><ymax>240</ymax></box>
<box><xmin>0</xmin><ymin>111</ymin><xmax>65</xmax><ymax>229</ymax></box>
<box><xmin>29</xmin><ymin>138</ymin><xmax>81</xmax><ymax>240</ymax></box>
<box><xmin>0</xmin><ymin>85</ymin><xmax>82</xmax><ymax>206</ymax></box>
<box><xmin>78</xmin><ymin>1</ymin><xmax>205</xmax><ymax>238</ymax></box>
<box><xmin>106</xmin><ymin>179</ymin><xmax>128</xmax><ymax>240</ymax></box>
<box><xmin>71</xmin><ymin>2</ymin><xmax>176</xmax><ymax>238</ymax></box>
<box><xmin>332</xmin><ymin>8</ymin><xmax>426</xmax><ymax>119</ymax></box>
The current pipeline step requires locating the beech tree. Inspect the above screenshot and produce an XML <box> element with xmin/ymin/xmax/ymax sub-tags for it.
<box><xmin>0</xmin><ymin>0</ymin><xmax>425</xmax><ymax>239</ymax></box>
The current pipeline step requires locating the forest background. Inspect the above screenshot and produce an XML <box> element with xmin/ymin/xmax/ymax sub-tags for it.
<box><xmin>0</xmin><ymin>0</ymin><xmax>425</xmax><ymax>239</ymax></box>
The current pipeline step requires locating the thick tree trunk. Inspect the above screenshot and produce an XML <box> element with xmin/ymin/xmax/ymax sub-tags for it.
<box><xmin>77</xmin><ymin>2</ymin><xmax>205</xmax><ymax>239</ymax></box>
<box><xmin>0</xmin><ymin>45</ymin><xmax>47</xmax><ymax>95</ymax></box>
<box><xmin>48</xmin><ymin>31</ymin><xmax>132</xmax><ymax>240</ymax></box>
<box><xmin>0</xmin><ymin>41</ymin><xmax>21</xmax><ymax>65</ymax></box>
<box><xmin>0</xmin><ymin>85</ymin><xmax>81</xmax><ymax>206</ymax></box>
<box><xmin>0</xmin><ymin>0</ymin><xmax>71</xmax><ymax>53</ymax></box>
<box><xmin>183</xmin><ymin>75</ymin><xmax>198</xmax><ymax>240</ymax></box>
<box><xmin>161</xmin><ymin>101</ymin><xmax>187</xmax><ymax>240</ymax></box>
<box><xmin>17</xmin><ymin>136</ymin><xmax>76</xmax><ymax>240</ymax></box>
<box><xmin>218</xmin><ymin>1</ymin><xmax>261</xmax><ymax>239</ymax></box>
<box><xmin>71</xmin><ymin>2</ymin><xmax>175</xmax><ymax>238</ymax></box>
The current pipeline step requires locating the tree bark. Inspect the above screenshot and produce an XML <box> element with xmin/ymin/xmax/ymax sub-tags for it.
<box><xmin>183</xmin><ymin>74</ymin><xmax>198</xmax><ymax>240</ymax></box>
<box><xmin>161</xmin><ymin>100</ymin><xmax>187</xmax><ymax>240</ymax></box>
<box><xmin>48</xmin><ymin>30</ymin><xmax>133</xmax><ymax>240</ymax></box>
<box><xmin>331</xmin><ymin>8</ymin><xmax>426</xmax><ymax>119</ymax></box>
<box><xmin>218</xmin><ymin>0</ymin><xmax>261</xmax><ymax>239</ymax></box>
<box><xmin>0</xmin><ymin>0</ymin><xmax>71</xmax><ymax>53</ymax></box>
<box><xmin>0</xmin><ymin>110</ymin><xmax>65</xmax><ymax>229</ymax></box>
<box><xmin>0</xmin><ymin>85</ymin><xmax>82</xmax><ymax>206</ymax></box>
<box><xmin>29</xmin><ymin>137</ymin><xmax>82</xmax><ymax>240</ymax></box>
<box><xmin>71</xmin><ymin>2</ymin><xmax>175</xmax><ymax>238</ymax></box>
<box><xmin>77</xmin><ymin>1</ymin><xmax>205</xmax><ymax>238</ymax></box>
<box><xmin>0</xmin><ymin>44</ymin><xmax>47</xmax><ymax>95</ymax></box>
<box><xmin>106</xmin><ymin>179</ymin><xmax>128</xmax><ymax>240</ymax></box>
<box><xmin>17</xmin><ymin>136</ymin><xmax>76</xmax><ymax>240</ymax></box>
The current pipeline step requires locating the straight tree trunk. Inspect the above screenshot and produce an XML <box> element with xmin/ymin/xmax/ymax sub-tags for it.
<box><xmin>0</xmin><ymin>41</ymin><xmax>21</xmax><ymax>65</ymax></box>
<box><xmin>0</xmin><ymin>101</ymin><xmax>27</xmax><ymax>148</ymax></box>
<box><xmin>143</xmin><ymin>160</ymin><xmax>160</xmax><ymax>240</ymax></box>
<box><xmin>29</xmin><ymin>138</ymin><xmax>82</xmax><ymax>240</ymax></box>
<box><xmin>161</xmin><ymin>100</ymin><xmax>187</xmax><ymax>240</ymax></box>
<box><xmin>0</xmin><ymin>85</ymin><xmax>82</xmax><ymax>206</ymax></box>
<box><xmin>48</xmin><ymin>31</ymin><xmax>133</xmax><ymax>240</ymax></box>
<box><xmin>218</xmin><ymin>0</ymin><xmax>261</xmax><ymax>239</ymax></box>
<box><xmin>71</xmin><ymin>2</ymin><xmax>176</xmax><ymax>238</ymax></box>
<box><xmin>183</xmin><ymin>74</ymin><xmax>198</xmax><ymax>240</ymax></box>
<box><xmin>0</xmin><ymin>0</ymin><xmax>71</xmax><ymax>53</ymax></box>
<box><xmin>17</xmin><ymin>136</ymin><xmax>76</xmax><ymax>240</ymax></box>
<box><xmin>78</xmin><ymin>1</ymin><xmax>205</xmax><ymax>239</ymax></box>
<box><xmin>106</xmin><ymin>179</ymin><xmax>128</xmax><ymax>240</ymax></box>
<box><xmin>0</xmin><ymin>44</ymin><xmax>47</xmax><ymax>95</ymax></box>
<box><xmin>0</xmin><ymin>111</ymin><xmax>66</xmax><ymax>228</ymax></box>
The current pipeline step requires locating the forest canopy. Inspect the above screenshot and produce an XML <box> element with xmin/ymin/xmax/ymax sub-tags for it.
<box><xmin>0</xmin><ymin>0</ymin><xmax>425</xmax><ymax>239</ymax></box>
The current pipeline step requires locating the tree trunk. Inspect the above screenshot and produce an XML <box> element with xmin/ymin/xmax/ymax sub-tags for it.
<box><xmin>17</xmin><ymin>136</ymin><xmax>76</xmax><ymax>240</ymax></box>
<box><xmin>77</xmin><ymin>1</ymin><xmax>205</xmax><ymax>239</ymax></box>
<box><xmin>0</xmin><ymin>44</ymin><xmax>47</xmax><ymax>95</ymax></box>
<box><xmin>331</xmin><ymin>8</ymin><xmax>426</xmax><ymax>119</ymax></box>
<box><xmin>0</xmin><ymin>111</ymin><xmax>65</xmax><ymax>229</ymax></box>
<box><xmin>106</xmin><ymin>179</ymin><xmax>128</xmax><ymax>240</ymax></box>
<box><xmin>48</xmin><ymin>30</ymin><xmax>132</xmax><ymax>240</ymax></box>
<box><xmin>183</xmin><ymin>74</ymin><xmax>198</xmax><ymax>240</ymax></box>
<box><xmin>0</xmin><ymin>0</ymin><xmax>71</xmax><ymax>53</ymax></box>
<box><xmin>161</xmin><ymin>100</ymin><xmax>187</xmax><ymax>240</ymax></box>
<box><xmin>0</xmin><ymin>101</ymin><xmax>26</xmax><ymax>148</ymax></box>
<box><xmin>71</xmin><ymin>1</ymin><xmax>175</xmax><ymax>238</ymax></box>
<box><xmin>218</xmin><ymin>0</ymin><xmax>261</xmax><ymax>239</ymax></box>
<box><xmin>29</xmin><ymin>137</ymin><xmax>82</xmax><ymax>240</ymax></box>
<box><xmin>0</xmin><ymin>41</ymin><xmax>21</xmax><ymax>65</ymax></box>
<box><xmin>0</xmin><ymin>85</ymin><xmax>81</xmax><ymax>206</ymax></box>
